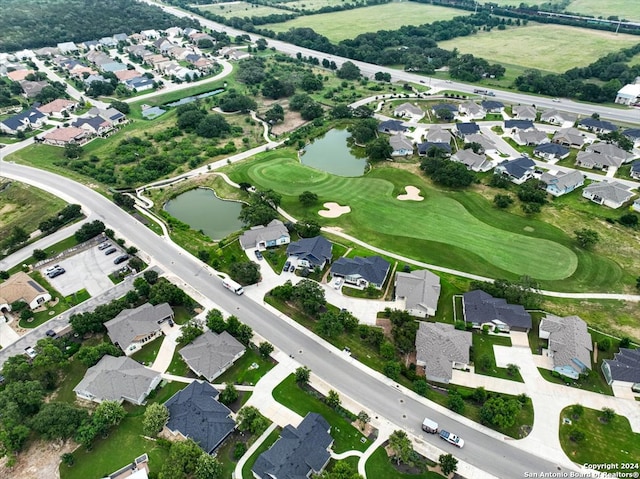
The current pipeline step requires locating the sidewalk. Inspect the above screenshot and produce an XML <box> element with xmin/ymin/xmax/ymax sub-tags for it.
<box><xmin>233</xmin><ymin>422</ymin><xmax>278</xmax><ymax>479</ymax></box>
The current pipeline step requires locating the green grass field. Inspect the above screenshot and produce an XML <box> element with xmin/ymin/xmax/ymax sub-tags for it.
<box><xmin>198</xmin><ymin>2</ymin><xmax>290</xmax><ymax>18</ymax></box>
<box><xmin>365</xmin><ymin>447</ymin><xmax>444</xmax><ymax>478</ymax></box>
<box><xmin>224</xmin><ymin>152</ymin><xmax>578</xmax><ymax>281</ymax></box>
<box><xmin>263</xmin><ymin>3</ymin><xmax>468</xmax><ymax>42</ymax></box>
<box><xmin>285</xmin><ymin>0</ymin><xmax>357</xmax><ymax>10</ymax></box>
<box><xmin>569</xmin><ymin>0</ymin><xmax>640</xmax><ymax>22</ymax></box>
<box><xmin>438</xmin><ymin>23</ymin><xmax>640</xmax><ymax>73</ymax></box>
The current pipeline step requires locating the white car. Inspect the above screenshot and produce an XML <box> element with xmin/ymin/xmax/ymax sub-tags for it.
<box><xmin>24</xmin><ymin>346</ymin><xmax>37</xmax><ymax>359</ymax></box>
<box><xmin>552</xmin><ymin>98</ymin><xmax>561</xmax><ymax>102</ymax></box>
<box><xmin>333</xmin><ymin>277</ymin><xmax>344</xmax><ymax>290</ymax></box>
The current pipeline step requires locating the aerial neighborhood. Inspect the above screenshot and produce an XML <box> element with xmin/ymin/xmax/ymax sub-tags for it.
<box><xmin>1</xmin><ymin>1</ymin><xmax>640</xmax><ymax>479</ymax></box>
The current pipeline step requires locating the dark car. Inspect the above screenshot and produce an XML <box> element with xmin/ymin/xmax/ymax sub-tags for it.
<box><xmin>114</xmin><ymin>254</ymin><xmax>129</xmax><ymax>265</ymax></box>
<box><xmin>254</xmin><ymin>250</ymin><xmax>263</xmax><ymax>260</ymax></box>
<box><xmin>104</xmin><ymin>247</ymin><xmax>117</xmax><ymax>255</ymax></box>
<box><xmin>168</xmin><ymin>319</ymin><xmax>174</xmax><ymax>327</ymax></box>
<box><xmin>45</xmin><ymin>329</ymin><xmax>57</xmax><ymax>338</ymax></box>
<box><xmin>283</xmin><ymin>261</ymin><xmax>291</xmax><ymax>272</ymax></box>
<box><xmin>289</xmin><ymin>264</ymin><xmax>296</xmax><ymax>272</ymax></box>
<box><xmin>48</xmin><ymin>267</ymin><xmax>66</xmax><ymax>278</ymax></box>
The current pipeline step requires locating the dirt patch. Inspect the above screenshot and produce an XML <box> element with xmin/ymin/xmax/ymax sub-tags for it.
<box><xmin>318</xmin><ymin>202</ymin><xmax>351</xmax><ymax>218</ymax></box>
<box><xmin>0</xmin><ymin>439</ymin><xmax>77</xmax><ymax>479</ymax></box>
<box><xmin>375</xmin><ymin>317</ymin><xmax>393</xmax><ymax>339</ymax></box>
<box><xmin>272</xmin><ymin>110</ymin><xmax>307</xmax><ymax>136</ymax></box>
<box><xmin>397</xmin><ymin>185</ymin><xmax>424</xmax><ymax>201</ymax></box>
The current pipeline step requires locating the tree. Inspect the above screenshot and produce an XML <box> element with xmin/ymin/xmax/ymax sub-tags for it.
<box><xmin>569</xmin><ymin>427</ymin><xmax>585</xmax><ymax>442</ymax></box>
<box><xmin>299</xmin><ymin>190</ymin><xmax>318</xmax><ymax>206</ymax></box>
<box><xmin>388</xmin><ymin>430</ymin><xmax>413</xmax><ymax>465</ymax></box>
<box><xmin>421</xmin><ymin>158</ymin><xmax>475</xmax><ymax>188</ymax></box>
<box><xmin>74</xmin><ymin>220</ymin><xmax>105</xmax><ymax>242</ymax></box>
<box><xmin>336</xmin><ymin>61</ymin><xmax>360</xmax><ymax>80</ymax></box>
<box><xmin>601</xmin><ymin>407</ymin><xmax>616</xmax><ymax>423</ymax></box>
<box><xmin>506</xmin><ymin>363</ymin><xmax>520</xmax><ymax>377</ymax></box>
<box><xmin>493</xmin><ymin>194</ymin><xmax>513</xmax><ymax>208</ymax></box>
<box><xmin>383</xmin><ymin>361</ymin><xmax>401</xmax><ymax>380</ymax></box>
<box><xmin>326</xmin><ymin>389</ymin><xmax>341</xmax><ymax>409</ymax></box>
<box><xmin>619</xmin><ymin>213</ymin><xmax>638</xmax><ymax>227</ymax></box>
<box><xmin>570</xmin><ymin>404</ymin><xmax>584</xmax><ymax>420</ymax></box>
<box><xmin>239</xmin><ymin>202</ymin><xmax>278</xmax><ymax>227</ymax></box>
<box><xmin>32</xmin><ymin>249</ymin><xmax>47</xmax><ymax>261</ymax></box>
<box><xmin>357</xmin><ymin>411</ymin><xmax>370</xmax><ymax>431</ymax></box>
<box><xmin>207</xmin><ymin>309</ymin><xmax>227</xmax><ymax>333</ymax></box>
<box><xmin>177</xmin><ymin>321</ymin><xmax>204</xmax><ymax>345</ymax></box>
<box><xmin>144</xmin><ymin>270</ymin><xmax>159</xmax><ymax>284</ymax></box>
<box><xmin>447</xmin><ymin>391</ymin><xmax>465</xmax><ymax>414</ymax></box>
<box><xmin>318</xmin><ymin>461</ymin><xmax>363</xmax><ymax>479</ymax></box>
<box><xmin>439</xmin><ymin>453</ymin><xmax>458</xmax><ymax>477</ymax></box>
<box><xmin>597</xmin><ymin>337</ymin><xmax>611</xmax><ymax>351</ymax></box>
<box><xmin>113</xmin><ymin>192</ymin><xmax>136</xmax><ymax>210</ymax></box>
<box><xmin>318</xmin><ymin>311</ymin><xmax>344</xmax><ymax>338</ymax></box>
<box><xmin>258</xmin><ymin>341</ymin><xmax>274</xmax><ymax>358</ymax></box>
<box><xmin>374</xmin><ymin>71</ymin><xmax>391</xmax><ymax>82</ymax></box>
<box><xmin>237</xmin><ymin>406</ymin><xmax>268</xmax><ymax>435</ymax></box>
<box><xmin>300</xmin><ymin>101</ymin><xmax>323</xmax><ymax>121</ymax></box>
<box><xmin>64</xmin><ymin>142</ymin><xmax>83</xmax><ymax>159</ymax></box>
<box><xmin>574</xmin><ymin>228</ymin><xmax>599</xmax><ymax>249</ymax></box>
<box><xmin>477</xmin><ymin>353</ymin><xmax>493</xmax><ymax>372</ymax></box>
<box><xmin>61</xmin><ymin>453</ymin><xmax>75</xmax><ymax>467</ymax></box>
<box><xmin>235</xmin><ymin>323</ymin><xmax>254</xmax><ymax>346</ymax></box>
<box><xmin>29</xmin><ymin>402</ymin><xmax>89</xmax><ymax>440</ymax></box>
<box><xmin>389</xmin><ymin>310</ymin><xmax>418</xmax><ymax>356</ymax></box>
<box><xmin>479</xmin><ymin>397</ymin><xmax>522</xmax><ymax>428</ymax></box>
<box><xmin>0</xmin><ymin>380</ymin><xmax>45</xmax><ymax>416</ymax></box>
<box><xmin>295</xmin><ymin>366</ymin><xmax>311</xmax><ymax>385</ymax></box>
<box><xmin>195</xmin><ymin>454</ymin><xmax>223</xmax><ymax>479</ymax></box>
<box><xmin>110</xmin><ymin>100</ymin><xmax>130</xmax><ymax>114</ymax></box>
<box><xmin>229</xmin><ymin>261</ymin><xmax>261</xmax><ymax>285</ymax></box>
<box><xmin>365</xmin><ymin>136</ymin><xmax>393</xmax><ymax>161</ymax></box>
<box><xmin>92</xmin><ymin>400</ymin><xmax>126</xmax><ymax>434</ymax></box>
<box><xmin>413</xmin><ymin>379</ymin><xmax>428</xmax><ymax>396</ymax></box>
<box><xmin>331</xmin><ymin>103</ymin><xmax>352</xmax><ymax>119</ymax></box>
<box><xmin>142</xmin><ymin>403</ymin><xmax>169</xmax><ymax>437</ymax></box>
<box><xmin>295</xmin><ymin>219</ymin><xmax>321</xmax><ymax>238</ymax></box>
<box><xmin>219</xmin><ymin>383</ymin><xmax>239</xmax><ymax>405</ymax></box>
<box><xmin>292</xmin><ymin>279</ymin><xmax>326</xmax><ymax>315</ymax></box>
<box><xmin>472</xmin><ymin>387</ymin><xmax>488</xmax><ymax>404</ymax></box>
<box><xmin>159</xmin><ymin>439</ymin><xmax>203</xmax><ymax>479</ymax></box>
<box><xmin>620</xmin><ymin>337</ymin><xmax>631</xmax><ymax>348</ymax></box>
<box><xmin>264</xmin><ymin>104</ymin><xmax>285</xmax><ymax>124</ymax></box>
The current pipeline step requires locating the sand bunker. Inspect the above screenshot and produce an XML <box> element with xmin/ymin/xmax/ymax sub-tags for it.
<box><xmin>397</xmin><ymin>186</ymin><xmax>424</xmax><ymax>201</ymax></box>
<box><xmin>319</xmin><ymin>202</ymin><xmax>351</xmax><ymax>218</ymax></box>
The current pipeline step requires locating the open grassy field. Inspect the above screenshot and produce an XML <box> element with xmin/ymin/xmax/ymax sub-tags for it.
<box><xmin>438</xmin><ymin>23</ymin><xmax>640</xmax><ymax>73</ymax></box>
<box><xmin>285</xmin><ymin>0</ymin><xmax>358</xmax><ymax>10</ymax></box>
<box><xmin>262</xmin><ymin>3</ymin><xmax>469</xmax><ymax>42</ymax></box>
<box><xmin>569</xmin><ymin>0</ymin><xmax>640</xmax><ymax>21</ymax></box>
<box><xmin>198</xmin><ymin>2</ymin><xmax>291</xmax><ymax>18</ymax></box>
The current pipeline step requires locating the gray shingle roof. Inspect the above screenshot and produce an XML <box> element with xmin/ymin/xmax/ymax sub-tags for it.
<box><xmin>253</xmin><ymin>413</ymin><xmax>333</xmax><ymax>479</ymax></box>
<box><xmin>390</xmin><ymin>134</ymin><xmax>413</xmax><ymax>152</ymax></box>
<box><xmin>496</xmin><ymin>157</ymin><xmax>535</xmax><ymax>180</ymax></box>
<box><xmin>463</xmin><ymin>290</ymin><xmax>532</xmax><ymax>330</ymax></box>
<box><xmin>540</xmin><ymin>109</ymin><xmax>577</xmax><ymax>124</ymax></box>
<box><xmin>331</xmin><ymin>256</ymin><xmax>390</xmax><ymax>287</ymax></box>
<box><xmin>165</xmin><ymin>381</ymin><xmax>235</xmax><ymax>454</ymax></box>
<box><xmin>395</xmin><ymin>269</ymin><xmax>441</xmax><ymax>315</ymax></box>
<box><xmin>603</xmin><ymin>349</ymin><xmax>640</xmax><ymax>383</ymax></box>
<box><xmin>73</xmin><ymin>355</ymin><xmax>160</xmax><ymax>404</ymax></box>
<box><xmin>394</xmin><ymin>102</ymin><xmax>423</xmax><ymax>116</ymax></box>
<box><xmin>179</xmin><ymin>331</ymin><xmax>245</xmax><ymax>382</ymax></box>
<box><xmin>539</xmin><ymin>314</ymin><xmax>592</xmax><ymax>375</ymax></box>
<box><xmin>425</xmin><ymin>126</ymin><xmax>452</xmax><ymax>143</ymax></box>
<box><xmin>583</xmin><ymin>181</ymin><xmax>633</xmax><ymax>205</ymax></box>
<box><xmin>552</xmin><ymin>127</ymin><xmax>585</xmax><ymax>147</ymax></box>
<box><xmin>239</xmin><ymin>219</ymin><xmax>289</xmax><ymax>249</ymax></box>
<box><xmin>105</xmin><ymin>302</ymin><xmax>172</xmax><ymax>350</ymax></box>
<box><xmin>540</xmin><ymin>170</ymin><xmax>584</xmax><ymax>192</ymax></box>
<box><xmin>451</xmin><ymin>149</ymin><xmax>490</xmax><ymax>171</ymax></box>
<box><xmin>512</xmin><ymin>105</ymin><xmax>536</xmax><ymax>120</ymax></box>
<box><xmin>481</xmin><ymin>100</ymin><xmax>504</xmax><ymax>111</ymax></box>
<box><xmin>579</xmin><ymin>117</ymin><xmax>617</xmax><ymax>132</ymax></box>
<box><xmin>415</xmin><ymin>322</ymin><xmax>471</xmax><ymax>382</ymax></box>
<box><xmin>286</xmin><ymin>236</ymin><xmax>333</xmax><ymax>267</ymax></box>
<box><xmin>418</xmin><ymin>141</ymin><xmax>451</xmax><ymax>155</ymax></box>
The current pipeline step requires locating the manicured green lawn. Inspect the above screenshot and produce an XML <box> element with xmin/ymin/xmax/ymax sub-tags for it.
<box><xmin>537</xmin><ymin>367</ymin><xmax>612</xmax><ymax>396</ymax></box>
<box><xmin>241</xmin><ymin>427</ymin><xmax>281</xmax><ymax>479</ymax></box>
<box><xmin>223</xmin><ymin>151</ymin><xmax>619</xmax><ymax>287</ymax></box>
<box><xmin>473</xmin><ymin>333</ymin><xmax>524</xmax><ymax>382</ymax></box>
<box><xmin>53</xmin><ymin>359</ymin><xmax>89</xmax><ymax>404</ymax></box>
<box><xmin>167</xmin><ymin>346</ymin><xmax>195</xmax><ymax>378</ymax></box>
<box><xmin>272</xmin><ymin>374</ymin><xmax>370</xmax><ymax>453</ymax></box>
<box><xmin>559</xmin><ymin>406</ymin><xmax>640</xmax><ymax>472</ymax></box>
<box><xmin>65</xmin><ymin>288</ymin><xmax>91</xmax><ymax>306</ymax></box>
<box><xmin>215</xmin><ymin>347</ymin><xmax>275</xmax><ymax>386</ymax></box>
<box><xmin>131</xmin><ymin>336</ymin><xmax>164</xmax><ymax>366</ymax></box>
<box><xmin>365</xmin><ymin>447</ymin><xmax>445</xmax><ymax>478</ymax></box>
<box><xmin>172</xmin><ymin>305</ymin><xmax>193</xmax><ymax>325</ymax></box>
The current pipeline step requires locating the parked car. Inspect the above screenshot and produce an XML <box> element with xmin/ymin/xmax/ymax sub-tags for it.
<box><xmin>48</xmin><ymin>267</ymin><xmax>66</xmax><ymax>278</ymax></box>
<box><xmin>45</xmin><ymin>265</ymin><xmax>61</xmax><ymax>275</ymax></box>
<box><xmin>24</xmin><ymin>346</ymin><xmax>37</xmax><ymax>359</ymax></box>
<box><xmin>104</xmin><ymin>247</ymin><xmax>117</xmax><ymax>255</ymax></box>
<box><xmin>439</xmin><ymin>430</ymin><xmax>464</xmax><ymax>448</ymax></box>
<box><xmin>283</xmin><ymin>261</ymin><xmax>291</xmax><ymax>272</ymax></box>
<box><xmin>333</xmin><ymin>277</ymin><xmax>344</xmax><ymax>290</ymax></box>
<box><xmin>98</xmin><ymin>242</ymin><xmax>112</xmax><ymax>250</ymax></box>
<box><xmin>168</xmin><ymin>319</ymin><xmax>174</xmax><ymax>327</ymax></box>
<box><xmin>254</xmin><ymin>250</ymin><xmax>263</xmax><ymax>260</ymax></box>
<box><xmin>113</xmin><ymin>254</ymin><xmax>129</xmax><ymax>265</ymax></box>
<box><xmin>45</xmin><ymin>329</ymin><xmax>57</xmax><ymax>338</ymax></box>
<box><xmin>289</xmin><ymin>264</ymin><xmax>296</xmax><ymax>272</ymax></box>
<box><xmin>422</xmin><ymin>417</ymin><xmax>439</xmax><ymax>434</ymax></box>
<box><xmin>552</xmin><ymin>98</ymin><xmax>561</xmax><ymax>102</ymax></box>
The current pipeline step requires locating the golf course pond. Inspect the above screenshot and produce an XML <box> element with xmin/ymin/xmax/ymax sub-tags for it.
<box><xmin>163</xmin><ymin>188</ymin><xmax>243</xmax><ymax>240</ymax></box>
<box><xmin>300</xmin><ymin>128</ymin><xmax>367</xmax><ymax>176</ymax></box>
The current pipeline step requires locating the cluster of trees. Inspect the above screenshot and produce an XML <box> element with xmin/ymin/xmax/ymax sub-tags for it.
<box><xmin>469</xmin><ymin>277</ymin><xmax>543</xmax><ymax>309</ymax></box>
<box><xmin>38</xmin><ymin>204</ymin><xmax>82</xmax><ymax>235</ymax></box>
<box><xmin>271</xmin><ymin>279</ymin><xmax>326</xmax><ymax>315</ymax></box>
<box><xmin>1</xmin><ymin>225</ymin><xmax>29</xmax><ymax>253</ymax></box>
<box><xmin>157</xmin><ymin>437</ymin><xmax>223</xmax><ymax>479</ymax></box>
<box><xmin>74</xmin><ymin>219</ymin><xmax>106</xmax><ymax>242</ymax></box>
<box><xmin>0</xmin><ymin>0</ymin><xmax>199</xmax><ymax>51</ymax></box>
<box><xmin>420</xmin><ymin>156</ymin><xmax>476</xmax><ymax>188</ymax></box>
<box><xmin>289</xmin><ymin>93</ymin><xmax>323</xmax><ymax>120</ymax></box>
<box><xmin>238</xmin><ymin>188</ymin><xmax>281</xmax><ymax>227</ymax></box>
<box><xmin>176</xmin><ymin>103</ymin><xmax>233</xmax><ymax>139</ymax></box>
<box><xmin>218</xmin><ymin>89</ymin><xmax>258</xmax><ymax>113</ymax></box>
<box><xmin>0</xmin><ymin>78</ymin><xmax>23</xmax><ymax>108</ymax></box>
<box><xmin>229</xmin><ymin>261</ymin><xmax>261</xmax><ymax>285</ymax></box>
<box><xmin>205</xmin><ymin>308</ymin><xmax>254</xmax><ymax>345</ymax></box>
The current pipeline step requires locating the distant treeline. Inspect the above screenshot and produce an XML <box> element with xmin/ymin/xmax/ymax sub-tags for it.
<box><xmin>0</xmin><ymin>0</ymin><xmax>200</xmax><ymax>52</ymax></box>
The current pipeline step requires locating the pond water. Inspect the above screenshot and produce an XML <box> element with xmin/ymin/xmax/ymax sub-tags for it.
<box><xmin>301</xmin><ymin>129</ymin><xmax>367</xmax><ymax>176</ymax></box>
<box><xmin>163</xmin><ymin>188</ymin><xmax>243</xmax><ymax>240</ymax></box>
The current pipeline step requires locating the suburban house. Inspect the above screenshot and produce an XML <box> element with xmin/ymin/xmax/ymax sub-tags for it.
<box><xmin>57</xmin><ymin>41</ymin><xmax>78</xmax><ymax>54</ymax></box>
<box><xmin>378</xmin><ymin>119</ymin><xmax>407</xmax><ymax>135</ymax></box>
<box><xmin>389</xmin><ymin>134</ymin><xmax>414</xmax><ymax>156</ymax></box>
<box><xmin>451</xmin><ymin>149</ymin><xmax>492</xmax><ymax>172</ymax></box>
<box><xmin>454</xmin><ymin>122</ymin><xmax>480</xmax><ymax>139</ymax></box>
<box><xmin>615</xmin><ymin>79</ymin><xmax>640</xmax><ymax>105</ymax></box>
<box><xmin>582</xmin><ymin>181</ymin><xmax>634</xmax><ymax>209</ymax></box>
<box><xmin>179</xmin><ymin>331</ymin><xmax>245</xmax><ymax>382</ymax></box>
<box><xmin>125</xmin><ymin>76</ymin><xmax>155</xmax><ymax>92</ymax></box>
<box><xmin>141</xmin><ymin>30</ymin><xmax>160</xmax><ymax>40</ymax></box>
<box><xmin>0</xmin><ymin>271</ymin><xmax>51</xmax><ymax>311</ymax></box>
<box><xmin>417</xmin><ymin>141</ymin><xmax>451</xmax><ymax>156</ymax></box>
<box><xmin>0</xmin><ymin>107</ymin><xmax>46</xmax><ymax>134</ymax></box>
<box><xmin>623</xmin><ymin>128</ymin><xmax>640</xmax><ymax>148</ymax></box>
<box><xmin>101</xmin><ymin>62</ymin><xmax>128</xmax><ymax>73</ymax></box>
<box><xmin>540</xmin><ymin>170</ymin><xmax>585</xmax><ymax>197</ymax></box>
<box><xmin>99</xmin><ymin>36</ymin><xmax>118</xmax><ymax>47</ymax></box>
<box><xmin>552</xmin><ymin>127</ymin><xmax>587</xmax><ymax>148</ymax></box>
<box><xmin>239</xmin><ymin>219</ymin><xmax>290</xmax><ymax>250</ymax></box>
<box><xmin>394</xmin><ymin>269</ymin><xmax>441</xmax><ymax>318</ymax></box>
<box><xmin>165</xmin><ymin>26</ymin><xmax>184</xmax><ymax>37</ymax></box>
<box><xmin>37</xmin><ymin>98</ymin><xmax>78</xmax><ymax>118</ymax></box>
<box><xmin>115</xmin><ymin>69</ymin><xmax>142</xmax><ymax>82</ymax></box>
<box><xmin>72</xmin><ymin>115</ymin><xmax>113</xmax><ymax>136</ymax></box>
<box><xmin>602</xmin><ymin>349</ymin><xmax>640</xmax><ymax>390</ymax></box>
<box><xmin>219</xmin><ymin>47</ymin><xmax>250</xmax><ymax>61</ymax></box>
<box><xmin>514</xmin><ymin>129</ymin><xmax>549</xmax><ymax>147</ymax></box>
<box><xmin>431</xmin><ymin>103</ymin><xmax>457</xmax><ymax>117</ymax></box>
<box><xmin>83</xmin><ymin>74</ymin><xmax>107</xmax><ymax>87</ymax></box>
<box><xmin>584</xmin><ymin>142</ymin><xmax>634</xmax><ymax>166</ymax></box>
<box><xmin>462</xmin><ymin>290</ymin><xmax>532</xmax><ymax>332</ymax></box>
<box><xmin>102</xmin><ymin>454</ymin><xmax>149</xmax><ymax>479</ymax></box>
<box><xmin>20</xmin><ymin>80</ymin><xmax>49</xmax><ymax>98</ymax></box>
<box><xmin>481</xmin><ymin>100</ymin><xmax>504</xmax><ymax>113</ymax></box>
<box><xmin>539</xmin><ymin>314</ymin><xmax>592</xmax><ymax>380</ymax></box>
<box><xmin>42</xmin><ymin>127</ymin><xmax>88</xmax><ymax>146</ymax></box>
<box><xmin>630</xmin><ymin>161</ymin><xmax>640</xmax><ymax>180</ymax></box>
<box><xmin>540</xmin><ymin>109</ymin><xmax>577</xmax><ymax>127</ymax></box>
<box><xmin>494</xmin><ymin>157</ymin><xmax>536</xmax><ymax>184</ymax></box>
<box><xmin>511</xmin><ymin>105</ymin><xmax>536</xmax><ymax>121</ymax></box>
<box><xmin>458</xmin><ymin>101</ymin><xmax>485</xmax><ymax>120</ymax></box>
<box><xmin>252</xmin><ymin>413</ymin><xmax>333</xmax><ymax>479</ymax></box>
<box><xmin>425</xmin><ymin>125</ymin><xmax>452</xmax><ymax>144</ymax></box>
<box><xmin>73</xmin><ymin>355</ymin><xmax>161</xmax><ymax>405</ymax></box>
<box><xmin>578</xmin><ymin>117</ymin><xmax>617</xmax><ymax>134</ymax></box>
<box><xmin>415</xmin><ymin>322</ymin><xmax>472</xmax><ymax>384</ymax></box>
<box><xmin>534</xmin><ymin>143</ymin><xmax>570</xmax><ymax>161</ymax></box>
<box><xmin>165</xmin><ymin>381</ymin><xmax>236</xmax><ymax>454</ymax></box>
<box><xmin>504</xmin><ymin>119</ymin><xmax>535</xmax><ymax>132</ymax></box>
<box><xmin>286</xmin><ymin>236</ymin><xmax>333</xmax><ymax>270</ymax></box>
<box><xmin>330</xmin><ymin>256</ymin><xmax>390</xmax><ymax>289</ymax></box>
<box><xmin>464</xmin><ymin>133</ymin><xmax>496</xmax><ymax>153</ymax></box>
<box><xmin>394</xmin><ymin>102</ymin><xmax>424</xmax><ymax>120</ymax></box>
<box><xmin>576</xmin><ymin>151</ymin><xmax>623</xmax><ymax>170</ymax></box>
<box><xmin>6</xmin><ymin>69</ymin><xmax>34</xmax><ymax>82</ymax></box>
<box><xmin>105</xmin><ymin>302</ymin><xmax>173</xmax><ymax>355</ymax></box>
<box><xmin>87</xmin><ymin>107</ymin><xmax>127</xmax><ymax>125</ymax></box>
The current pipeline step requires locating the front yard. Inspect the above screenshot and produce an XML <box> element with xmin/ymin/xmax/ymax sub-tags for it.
<box><xmin>214</xmin><ymin>346</ymin><xmax>275</xmax><ymax>386</ymax></box>
<box><xmin>472</xmin><ymin>332</ymin><xmax>524</xmax><ymax>382</ymax></box>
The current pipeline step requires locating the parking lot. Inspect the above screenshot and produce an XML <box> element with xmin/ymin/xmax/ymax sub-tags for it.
<box><xmin>41</xmin><ymin>243</ymin><xmax>129</xmax><ymax>297</ymax></box>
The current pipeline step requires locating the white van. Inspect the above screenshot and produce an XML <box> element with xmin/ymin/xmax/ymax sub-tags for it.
<box><xmin>422</xmin><ymin>417</ymin><xmax>438</xmax><ymax>434</ymax></box>
<box><xmin>222</xmin><ymin>277</ymin><xmax>244</xmax><ymax>295</ymax></box>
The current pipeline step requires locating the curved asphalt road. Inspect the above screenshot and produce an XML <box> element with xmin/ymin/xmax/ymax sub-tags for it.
<box><xmin>0</xmin><ymin>159</ymin><xmax>572</xmax><ymax>477</ymax></box>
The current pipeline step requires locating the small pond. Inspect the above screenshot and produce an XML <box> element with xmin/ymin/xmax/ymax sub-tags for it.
<box><xmin>301</xmin><ymin>128</ymin><xmax>367</xmax><ymax>177</ymax></box>
<box><xmin>163</xmin><ymin>188</ymin><xmax>243</xmax><ymax>240</ymax></box>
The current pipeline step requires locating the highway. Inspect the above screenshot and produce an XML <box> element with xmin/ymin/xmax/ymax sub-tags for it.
<box><xmin>0</xmin><ymin>159</ymin><xmax>572</xmax><ymax>477</ymax></box>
